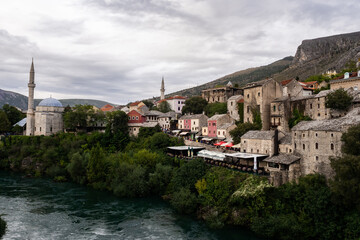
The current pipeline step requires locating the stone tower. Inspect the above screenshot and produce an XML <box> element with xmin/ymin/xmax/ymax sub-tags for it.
<box><xmin>26</xmin><ymin>59</ymin><xmax>36</xmax><ymax>136</ymax></box>
<box><xmin>160</xmin><ymin>76</ymin><xmax>165</xmax><ymax>100</ymax></box>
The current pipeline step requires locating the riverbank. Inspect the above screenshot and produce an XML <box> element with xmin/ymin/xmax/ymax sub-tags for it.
<box><xmin>0</xmin><ymin>131</ymin><xmax>359</xmax><ymax>239</ymax></box>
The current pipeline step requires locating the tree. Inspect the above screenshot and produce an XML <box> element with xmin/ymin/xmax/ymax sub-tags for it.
<box><xmin>237</xmin><ymin>102</ymin><xmax>244</xmax><ymax>123</ymax></box>
<box><xmin>204</xmin><ymin>102</ymin><xmax>227</xmax><ymax>117</ymax></box>
<box><xmin>230</xmin><ymin>122</ymin><xmax>261</xmax><ymax>144</ymax></box>
<box><xmin>142</xmin><ymin>100</ymin><xmax>154</xmax><ymax>109</ymax></box>
<box><xmin>182</xmin><ymin>96</ymin><xmax>208</xmax><ymax>114</ymax></box>
<box><xmin>288</xmin><ymin>108</ymin><xmax>311</xmax><ymax>129</ymax></box>
<box><xmin>158</xmin><ymin>101</ymin><xmax>171</xmax><ymax>113</ymax></box>
<box><xmin>104</xmin><ymin>110</ymin><xmax>129</xmax><ymax>151</ymax></box>
<box><xmin>64</xmin><ymin>104</ymin><xmax>105</xmax><ymax>130</ymax></box>
<box><xmin>325</xmin><ymin>88</ymin><xmax>353</xmax><ymax>110</ymax></box>
<box><xmin>2</xmin><ymin>104</ymin><xmax>25</xmax><ymax>125</ymax></box>
<box><xmin>341</xmin><ymin>123</ymin><xmax>360</xmax><ymax>155</ymax></box>
<box><xmin>0</xmin><ymin>110</ymin><xmax>11</xmax><ymax>133</ymax></box>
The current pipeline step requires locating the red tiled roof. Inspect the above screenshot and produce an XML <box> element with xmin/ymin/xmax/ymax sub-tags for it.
<box><xmin>303</xmin><ymin>81</ymin><xmax>317</xmax><ymax>85</ymax></box>
<box><xmin>101</xmin><ymin>104</ymin><xmax>114</xmax><ymax>112</ymax></box>
<box><xmin>129</xmin><ymin>101</ymin><xmax>141</xmax><ymax>107</ymax></box>
<box><xmin>280</xmin><ymin>79</ymin><xmax>293</xmax><ymax>86</ymax></box>
<box><xmin>237</xmin><ymin>99</ymin><xmax>244</xmax><ymax>103</ymax></box>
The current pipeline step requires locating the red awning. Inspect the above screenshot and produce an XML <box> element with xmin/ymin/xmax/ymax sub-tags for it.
<box><xmin>225</xmin><ymin>142</ymin><xmax>234</xmax><ymax>147</ymax></box>
<box><xmin>214</xmin><ymin>141</ymin><xmax>226</xmax><ymax>146</ymax></box>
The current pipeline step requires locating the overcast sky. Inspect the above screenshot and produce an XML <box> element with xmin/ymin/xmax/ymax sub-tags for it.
<box><xmin>0</xmin><ymin>0</ymin><xmax>359</xmax><ymax>105</ymax></box>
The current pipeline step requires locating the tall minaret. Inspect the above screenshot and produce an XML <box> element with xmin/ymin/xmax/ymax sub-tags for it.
<box><xmin>160</xmin><ymin>76</ymin><xmax>165</xmax><ymax>100</ymax></box>
<box><xmin>26</xmin><ymin>59</ymin><xmax>36</xmax><ymax>136</ymax></box>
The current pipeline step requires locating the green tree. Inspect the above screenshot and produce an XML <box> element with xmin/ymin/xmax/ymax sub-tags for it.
<box><xmin>2</xmin><ymin>104</ymin><xmax>25</xmax><ymax>125</ymax></box>
<box><xmin>142</xmin><ymin>100</ymin><xmax>154</xmax><ymax>109</ymax></box>
<box><xmin>204</xmin><ymin>102</ymin><xmax>227</xmax><ymax>117</ymax></box>
<box><xmin>87</xmin><ymin>144</ymin><xmax>108</xmax><ymax>190</ymax></box>
<box><xmin>237</xmin><ymin>102</ymin><xmax>244</xmax><ymax>123</ymax></box>
<box><xmin>181</xmin><ymin>96</ymin><xmax>208</xmax><ymax>114</ymax></box>
<box><xmin>325</xmin><ymin>89</ymin><xmax>353</xmax><ymax>110</ymax></box>
<box><xmin>330</xmin><ymin>154</ymin><xmax>360</xmax><ymax>211</ymax></box>
<box><xmin>64</xmin><ymin>104</ymin><xmax>105</xmax><ymax>130</ymax></box>
<box><xmin>288</xmin><ymin>108</ymin><xmax>312</xmax><ymax>129</ymax></box>
<box><xmin>229</xmin><ymin>122</ymin><xmax>261</xmax><ymax>144</ymax></box>
<box><xmin>341</xmin><ymin>123</ymin><xmax>360</xmax><ymax>155</ymax></box>
<box><xmin>158</xmin><ymin>101</ymin><xmax>171</xmax><ymax>113</ymax></box>
<box><xmin>0</xmin><ymin>110</ymin><xmax>11</xmax><ymax>133</ymax></box>
<box><xmin>104</xmin><ymin>110</ymin><xmax>129</xmax><ymax>151</ymax></box>
<box><xmin>170</xmin><ymin>187</ymin><xmax>198</xmax><ymax>214</ymax></box>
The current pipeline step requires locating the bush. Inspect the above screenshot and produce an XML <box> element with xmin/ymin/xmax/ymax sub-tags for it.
<box><xmin>325</xmin><ymin>88</ymin><xmax>353</xmax><ymax>110</ymax></box>
<box><xmin>170</xmin><ymin>187</ymin><xmax>198</xmax><ymax>214</ymax></box>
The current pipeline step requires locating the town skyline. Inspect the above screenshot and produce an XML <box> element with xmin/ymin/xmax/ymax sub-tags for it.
<box><xmin>1</xmin><ymin>0</ymin><xmax>360</xmax><ymax>104</ymax></box>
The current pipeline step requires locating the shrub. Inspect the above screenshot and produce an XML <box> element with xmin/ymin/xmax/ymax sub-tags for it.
<box><xmin>170</xmin><ymin>187</ymin><xmax>198</xmax><ymax>214</ymax></box>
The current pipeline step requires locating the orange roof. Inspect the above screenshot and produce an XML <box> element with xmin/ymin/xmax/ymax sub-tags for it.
<box><xmin>101</xmin><ymin>104</ymin><xmax>114</xmax><ymax>112</ymax></box>
<box><xmin>302</xmin><ymin>81</ymin><xmax>317</xmax><ymax>85</ymax></box>
<box><xmin>281</xmin><ymin>79</ymin><xmax>293</xmax><ymax>86</ymax></box>
<box><xmin>129</xmin><ymin>101</ymin><xmax>141</xmax><ymax>107</ymax></box>
<box><xmin>237</xmin><ymin>99</ymin><xmax>244</xmax><ymax>103</ymax></box>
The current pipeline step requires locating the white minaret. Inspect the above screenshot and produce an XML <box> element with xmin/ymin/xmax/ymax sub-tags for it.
<box><xmin>160</xmin><ymin>76</ymin><xmax>165</xmax><ymax>100</ymax></box>
<box><xmin>26</xmin><ymin>59</ymin><xmax>36</xmax><ymax>136</ymax></box>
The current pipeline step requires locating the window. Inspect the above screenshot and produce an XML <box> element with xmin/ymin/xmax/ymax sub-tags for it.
<box><xmin>294</xmin><ymin>143</ymin><xmax>297</xmax><ymax>149</ymax></box>
<box><xmin>247</xmin><ymin>106</ymin><xmax>250</xmax><ymax>113</ymax></box>
<box><xmin>331</xmin><ymin>144</ymin><xmax>334</xmax><ymax>150</ymax></box>
<box><xmin>258</xmin><ymin>92</ymin><xmax>260</xmax><ymax>97</ymax></box>
<box><xmin>318</xmin><ymin>104</ymin><xmax>320</xmax><ymax>109</ymax></box>
<box><xmin>223</xmin><ymin>131</ymin><xmax>225</xmax><ymax>135</ymax></box>
<box><xmin>273</xmin><ymin>106</ymin><xmax>276</xmax><ymax>112</ymax></box>
<box><xmin>178</xmin><ymin>101</ymin><xmax>180</xmax><ymax>104</ymax></box>
<box><xmin>218</xmin><ymin>131</ymin><xmax>220</xmax><ymax>135</ymax></box>
<box><xmin>315</xmin><ymin>143</ymin><xmax>318</xmax><ymax>149</ymax></box>
<box><xmin>303</xmin><ymin>144</ymin><xmax>305</xmax><ymax>150</ymax></box>
<box><xmin>294</xmin><ymin>132</ymin><xmax>296</xmax><ymax>136</ymax></box>
<box><xmin>316</xmin><ymin>156</ymin><xmax>319</xmax><ymax>161</ymax></box>
<box><xmin>132</xmin><ymin>116</ymin><xmax>135</xmax><ymax>120</ymax></box>
<box><xmin>212</xmin><ymin>123</ymin><xmax>216</xmax><ymax>126</ymax></box>
<box><xmin>213</xmin><ymin>131</ymin><xmax>216</xmax><ymax>134</ymax></box>
<box><xmin>128</xmin><ymin>117</ymin><xmax>131</xmax><ymax>120</ymax></box>
<box><xmin>40</xmin><ymin>127</ymin><xmax>42</xmax><ymax>131</ymax></box>
<box><xmin>315</xmin><ymin>133</ymin><xmax>318</xmax><ymax>137</ymax></box>
<box><xmin>303</xmin><ymin>133</ymin><xmax>305</xmax><ymax>137</ymax></box>
<box><xmin>178</xmin><ymin>107</ymin><xmax>180</xmax><ymax>111</ymax></box>
<box><xmin>136</xmin><ymin>116</ymin><xmax>139</xmax><ymax>120</ymax></box>
<box><xmin>251</xmin><ymin>149</ymin><xmax>253</xmax><ymax>153</ymax></box>
<box><xmin>247</xmin><ymin>94</ymin><xmax>250</xmax><ymax>98</ymax></box>
<box><xmin>289</xmin><ymin>149</ymin><xmax>292</xmax><ymax>153</ymax></box>
<box><xmin>193</xmin><ymin>121</ymin><xmax>195</xmax><ymax>125</ymax></box>
<box><xmin>278</xmin><ymin>105</ymin><xmax>281</xmax><ymax>111</ymax></box>
<box><xmin>310</xmin><ymin>104</ymin><xmax>312</xmax><ymax>109</ymax></box>
<box><xmin>50</xmin><ymin>127</ymin><xmax>52</xmax><ymax>132</ymax></box>
<box><xmin>331</xmin><ymin>133</ymin><xmax>333</xmax><ymax>137</ymax></box>
<box><xmin>318</xmin><ymin>113</ymin><xmax>320</xmax><ymax>117</ymax></box>
<box><xmin>318</xmin><ymin>98</ymin><xmax>320</xmax><ymax>101</ymax></box>
<box><xmin>231</xmin><ymin>102</ymin><xmax>233</xmax><ymax>106</ymax></box>
<box><xmin>257</xmin><ymin>149</ymin><xmax>259</xmax><ymax>153</ymax></box>
<box><xmin>209</xmin><ymin>123</ymin><xmax>211</xmax><ymax>126</ymax></box>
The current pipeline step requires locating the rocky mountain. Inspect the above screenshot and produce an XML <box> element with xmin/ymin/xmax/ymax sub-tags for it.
<box><xmin>273</xmin><ymin>31</ymin><xmax>360</xmax><ymax>81</ymax></box>
<box><xmin>166</xmin><ymin>56</ymin><xmax>293</xmax><ymax>98</ymax></box>
<box><xmin>166</xmin><ymin>31</ymin><xmax>360</xmax><ymax>98</ymax></box>
<box><xmin>0</xmin><ymin>89</ymin><xmax>114</xmax><ymax>110</ymax></box>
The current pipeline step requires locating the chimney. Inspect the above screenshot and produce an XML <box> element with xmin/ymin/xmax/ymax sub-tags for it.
<box><xmin>273</xmin><ymin>128</ymin><xmax>279</xmax><ymax>156</ymax></box>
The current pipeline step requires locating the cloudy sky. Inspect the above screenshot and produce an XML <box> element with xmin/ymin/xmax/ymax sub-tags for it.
<box><xmin>0</xmin><ymin>0</ymin><xmax>359</xmax><ymax>104</ymax></box>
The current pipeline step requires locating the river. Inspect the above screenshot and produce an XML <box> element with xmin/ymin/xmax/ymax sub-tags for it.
<box><xmin>0</xmin><ymin>171</ymin><xmax>262</xmax><ymax>240</ymax></box>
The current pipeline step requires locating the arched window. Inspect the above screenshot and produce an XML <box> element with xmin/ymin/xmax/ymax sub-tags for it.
<box><xmin>331</xmin><ymin>144</ymin><xmax>334</xmax><ymax>150</ymax></box>
<box><xmin>315</xmin><ymin>143</ymin><xmax>318</xmax><ymax>149</ymax></box>
<box><xmin>303</xmin><ymin>144</ymin><xmax>305</xmax><ymax>150</ymax></box>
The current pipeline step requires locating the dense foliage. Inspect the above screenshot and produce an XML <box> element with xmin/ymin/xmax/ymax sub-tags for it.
<box><xmin>204</xmin><ymin>102</ymin><xmax>227</xmax><ymax>117</ymax></box>
<box><xmin>325</xmin><ymin>88</ymin><xmax>353</xmax><ymax>110</ymax></box>
<box><xmin>0</xmin><ymin>104</ymin><xmax>25</xmax><ymax>134</ymax></box>
<box><xmin>158</xmin><ymin>101</ymin><xmax>171</xmax><ymax>113</ymax></box>
<box><xmin>288</xmin><ymin>108</ymin><xmax>312</xmax><ymax>129</ymax></box>
<box><xmin>181</xmin><ymin>96</ymin><xmax>208</xmax><ymax>114</ymax></box>
<box><xmin>230</xmin><ymin>106</ymin><xmax>262</xmax><ymax>144</ymax></box>
<box><xmin>1</xmin><ymin>122</ymin><xmax>360</xmax><ymax>239</ymax></box>
<box><xmin>64</xmin><ymin>104</ymin><xmax>105</xmax><ymax>130</ymax></box>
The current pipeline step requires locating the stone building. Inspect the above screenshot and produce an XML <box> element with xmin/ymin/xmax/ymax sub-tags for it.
<box><xmin>145</xmin><ymin>110</ymin><xmax>162</xmax><ymax>122</ymax></box>
<box><xmin>243</xmin><ymin>78</ymin><xmax>283</xmax><ymax>130</ymax></box>
<box><xmin>227</xmin><ymin>95</ymin><xmax>244</xmax><ymax>121</ymax></box>
<box><xmin>239</xmin><ymin>130</ymin><xmax>281</xmax><ymax>157</ymax></box>
<box><xmin>178</xmin><ymin>114</ymin><xmax>208</xmax><ymax>132</ymax></box>
<box><xmin>217</xmin><ymin>123</ymin><xmax>236</xmax><ymax>139</ymax></box>
<box><xmin>330</xmin><ymin>71</ymin><xmax>360</xmax><ymax>90</ymax></box>
<box><xmin>263</xmin><ymin>154</ymin><xmax>301</xmax><ymax>186</ymax></box>
<box><xmin>292</xmin><ymin>108</ymin><xmax>360</xmax><ymax>179</ymax></box>
<box><xmin>157</xmin><ymin>111</ymin><xmax>178</xmax><ymax>131</ymax></box>
<box><xmin>128</xmin><ymin>122</ymin><xmax>158</xmax><ymax>137</ymax></box>
<box><xmin>281</xmin><ymin>79</ymin><xmax>313</xmax><ymax>97</ymax></box>
<box><xmin>25</xmin><ymin>60</ymin><xmax>64</xmax><ymax>136</ymax></box>
<box><xmin>34</xmin><ymin>98</ymin><xmax>64</xmax><ymax>136</ymax></box>
<box><xmin>202</xmin><ymin>82</ymin><xmax>243</xmax><ymax>103</ymax></box>
<box><xmin>207</xmin><ymin>114</ymin><xmax>232</xmax><ymax>138</ymax></box>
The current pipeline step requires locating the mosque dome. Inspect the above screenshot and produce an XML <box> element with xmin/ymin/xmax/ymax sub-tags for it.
<box><xmin>38</xmin><ymin>97</ymin><xmax>63</xmax><ymax>107</ymax></box>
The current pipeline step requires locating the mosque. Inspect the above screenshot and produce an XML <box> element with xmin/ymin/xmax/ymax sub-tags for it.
<box><xmin>26</xmin><ymin>60</ymin><xmax>64</xmax><ymax>136</ymax></box>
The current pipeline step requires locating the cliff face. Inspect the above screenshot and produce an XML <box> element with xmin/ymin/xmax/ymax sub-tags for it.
<box><xmin>274</xmin><ymin>31</ymin><xmax>360</xmax><ymax>81</ymax></box>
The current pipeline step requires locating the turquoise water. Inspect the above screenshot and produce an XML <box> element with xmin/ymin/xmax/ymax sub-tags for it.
<box><xmin>0</xmin><ymin>171</ymin><xmax>261</xmax><ymax>240</ymax></box>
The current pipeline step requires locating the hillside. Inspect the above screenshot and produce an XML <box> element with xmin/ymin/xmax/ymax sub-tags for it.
<box><xmin>273</xmin><ymin>31</ymin><xmax>360</xmax><ymax>81</ymax></box>
<box><xmin>165</xmin><ymin>31</ymin><xmax>360</xmax><ymax>99</ymax></box>
<box><xmin>0</xmin><ymin>89</ymin><xmax>114</xmax><ymax>110</ymax></box>
<box><xmin>166</xmin><ymin>56</ymin><xmax>293</xmax><ymax>98</ymax></box>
